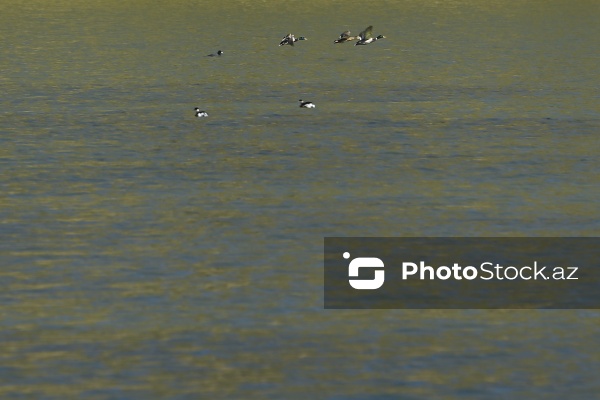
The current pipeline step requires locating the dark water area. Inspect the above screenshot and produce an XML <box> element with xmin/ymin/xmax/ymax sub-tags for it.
<box><xmin>1</xmin><ymin>0</ymin><xmax>599</xmax><ymax>398</ymax></box>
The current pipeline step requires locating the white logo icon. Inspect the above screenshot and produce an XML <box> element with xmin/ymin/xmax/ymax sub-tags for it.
<box><xmin>345</xmin><ymin>252</ymin><xmax>385</xmax><ymax>290</ymax></box>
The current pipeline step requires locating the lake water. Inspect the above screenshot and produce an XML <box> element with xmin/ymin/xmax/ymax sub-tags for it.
<box><xmin>1</xmin><ymin>0</ymin><xmax>599</xmax><ymax>398</ymax></box>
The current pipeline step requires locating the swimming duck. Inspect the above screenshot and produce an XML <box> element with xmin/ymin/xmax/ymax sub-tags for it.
<box><xmin>355</xmin><ymin>26</ymin><xmax>385</xmax><ymax>45</ymax></box>
<box><xmin>299</xmin><ymin>99</ymin><xmax>316</xmax><ymax>108</ymax></box>
<box><xmin>279</xmin><ymin>33</ymin><xmax>307</xmax><ymax>46</ymax></box>
<box><xmin>207</xmin><ymin>50</ymin><xmax>223</xmax><ymax>57</ymax></box>
<box><xmin>194</xmin><ymin>107</ymin><xmax>208</xmax><ymax>117</ymax></box>
<box><xmin>334</xmin><ymin>31</ymin><xmax>358</xmax><ymax>43</ymax></box>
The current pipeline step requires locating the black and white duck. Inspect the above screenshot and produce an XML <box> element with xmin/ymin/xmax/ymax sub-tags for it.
<box><xmin>279</xmin><ymin>33</ymin><xmax>307</xmax><ymax>46</ymax></box>
<box><xmin>355</xmin><ymin>26</ymin><xmax>385</xmax><ymax>45</ymax></box>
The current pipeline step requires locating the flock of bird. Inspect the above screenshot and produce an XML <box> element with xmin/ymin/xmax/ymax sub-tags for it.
<box><xmin>194</xmin><ymin>25</ymin><xmax>385</xmax><ymax>118</ymax></box>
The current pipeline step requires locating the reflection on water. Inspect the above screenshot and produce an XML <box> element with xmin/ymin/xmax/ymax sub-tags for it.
<box><xmin>1</xmin><ymin>0</ymin><xmax>599</xmax><ymax>398</ymax></box>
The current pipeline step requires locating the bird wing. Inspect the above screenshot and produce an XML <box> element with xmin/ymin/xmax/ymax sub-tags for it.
<box><xmin>279</xmin><ymin>33</ymin><xmax>293</xmax><ymax>46</ymax></box>
<box><xmin>358</xmin><ymin>25</ymin><xmax>373</xmax><ymax>40</ymax></box>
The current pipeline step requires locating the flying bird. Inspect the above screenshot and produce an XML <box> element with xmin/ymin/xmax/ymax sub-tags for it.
<box><xmin>355</xmin><ymin>25</ymin><xmax>386</xmax><ymax>45</ymax></box>
<box><xmin>279</xmin><ymin>33</ymin><xmax>307</xmax><ymax>46</ymax></box>
<box><xmin>334</xmin><ymin>31</ymin><xmax>358</xmax><ymax>43</ymax></box>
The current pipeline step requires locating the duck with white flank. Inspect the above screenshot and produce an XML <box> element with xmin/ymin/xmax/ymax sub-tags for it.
<box><xmin>194</xmin><ymin>107</ymin><xmax>208</xmax><ymax>117</ymax></box>
<box><xmin>279</xmin><ymin>33</ymin><xmax>307</xmax><ymax>46</ymax></box>
<box><xmin>299</xmin><ymin>99</ymin><xmax>316</xmax><ymax>108</ymax></box>
<box><xmin>355</xmin><ymin>26</ymin><xmax>385</xmax><ymax>45</ymax></box>
<box><xmin>207</xmin><ymin>50</ymin><xmax>223</xmax><ymax>57</ymax></box>
<box><xmin>334</xmin><ymin>31</ymin><xmax>358</xmax><ymax>44</ymax></box>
